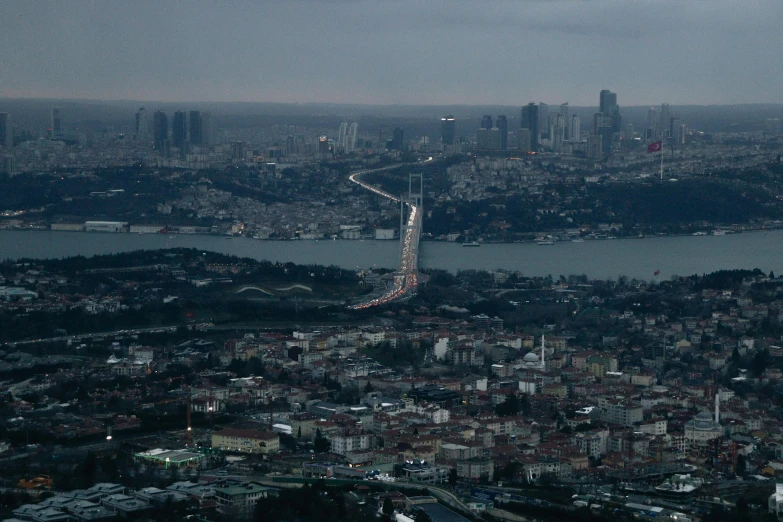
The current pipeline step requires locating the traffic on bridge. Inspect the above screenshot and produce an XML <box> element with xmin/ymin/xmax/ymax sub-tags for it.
<box><xmin>347</xmin><ymin>162</ymin><xmax>427</xmax><ymax>309</ymax></box>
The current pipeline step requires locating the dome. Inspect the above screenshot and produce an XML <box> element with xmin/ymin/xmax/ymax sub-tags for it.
<box><xmin>523</xmin><ymin>352</ymin><xmax>539</xmax><ymax>363</ymax></box>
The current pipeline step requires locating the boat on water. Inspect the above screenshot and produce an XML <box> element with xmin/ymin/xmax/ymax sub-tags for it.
<box><xmin>571</xmin><ymin>239</ymin><xmax>584</xmax><ymax>243</ymax></box>
<box><xmin>537</xmin><ymin>240</ymin><xmax>555</xmax><ymax>246</ymax></box>
<box><xmin>712</xmin><ymin>230</ymin><xmax>728</xmax><ymax>236</ymax></box>
<box><xmin>462</xmin><ymin>241</ymin><xmax>480</xmax><ymax>247</ymax></box>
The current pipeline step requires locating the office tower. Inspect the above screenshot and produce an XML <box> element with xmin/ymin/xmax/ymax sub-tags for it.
<box><xmin>153</xmin><ymin>110</ymin><xmax>168</xmax><ymax>151</ymax></box>
<box><xmin>0</xmin><ymin>113</ymin><xmax>11</xmax><ymax>149</ymax></box>
<box><xmin>232</xmin><ymin>141</ymin><xmax>244</xmax><ymax>160</ymax></box>
<box><xmin>570</xmin><ymin>115</ymin><xmax>581</xmax><ymax>142</ymax></box>
<box><xmin>481</xmin><ymin>115</ymin><xmax>493</xmax><ymax>130</ymax></box>
<box><xmin>517</xmin><ymin>128</ymin><xmax>531</xmax><ymax>152</ymax></box>
<box><xmin>496</xmin><ymin>115</ymin><xmax>508</xmax><ymax>150</ymax></box>
<box><xmin>201</xmin><ymin>112</ymin><xmax>211</xmax><ymax>147</ymax></box>
<box><xmin>488</xmin><ymin>128</ymin><xmax>502</xmax><ymax>150</ymax></box>
<box><xmin>521</xmin><ymin>103</ymin><xmax>539</xmax><ymax>152</ymax></box>
<box><xmin>51</xmin><ymin>108</ymin><xmax>61</xmax><ymax>138</ymax></box>
<box><xmin>559</xmin><ymin>103</ymin><xmax>569</xmax><ymax>140</ymax></box>
<box><xmin>392</xmin><ymin>127</ymin><xmax>404</xmax><ymax>150</ymax></box>
<box><xmin>593</xmin><ymin>112</ymin><xmax>606</xmax><ymax>133</ymax></box>
<box><xmin>599</xmin><ymin>90</ymin><xmax>621</xmax><ymax>132</ymax></box>
<box><xmin>172</xmin><ymin>111</ymin><xmax>187</xmax><ymax>149</ymax></box>
<box><xmin>538</xmin><ymin>103</ymin><xmax>549</xmax><ymax>139</ymax></box>
<box><xmin>587</xmin><ymin>134</ymin><xmax>603</xmax><ymax>159</ymax></box>
<box><xmin>189</xmin><ymin>111</ymin><xmax>202</xmax><ymax>146</ymax></box>
<box><xmin>669</xmin><ymin>114</ymin><xmax>680</xmax><ymax>141</ymax></box>
<box><xmin>317</xmin><ymin>135</ymin><xmax>329</xmax><ymax>153</ymax></box>
<box><xmin>135</xmin><ymin>108</ymin><xmax>147</xmax><ymax>138</ymax></box>
<box><xmin>677</xmin><ymin>124</ymin><xmax>687</xmax><ymax>144</ymax></box>
<box><xmin>348</xmin><ymin>123</ymin><xmax>358</xmax><ymax>152</ymax></box>
<box><xmin>659</xmin><ymin>103</ymin><xmax>671</xmax><ymax>138</ymax></box>
<box><xmin>647</xmin><ymin>106</ymin><xmax>658</xmax><ymax>139</ymax></box>
<box><xmin>476</xmin><ymin>128</ymin><xmax>488</xmax><ymax>149</ymax></box>
<box><xmin>552</xmin><ymin>114</ymin><xmax>565</xmax><ymax>152</ymax></box>
<box><xmin>441</xmin><ymin>115</ymin><xmax>456</xmax><ymax>145</ymax></box>
<box><xmin>286</xmin><ymin>135</ymin><xmax>296</xmax><ymax>155</ymax></box>
<box><xmin>337</xmin><ymin>122</ymin><xmax>348</xmax><ymax>150</ymax></box>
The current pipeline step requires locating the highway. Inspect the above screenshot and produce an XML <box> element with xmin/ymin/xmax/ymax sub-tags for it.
<box><xmin>347</xmin><ymin>161</ymin><xmax>426</xmax><ymax>309</ymax></box>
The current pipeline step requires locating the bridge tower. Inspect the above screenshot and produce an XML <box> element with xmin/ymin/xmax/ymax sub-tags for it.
<box><xmin>409</xmin><ymin>172</ymin><xmax>423</xmax><ymax>233</ymax></box>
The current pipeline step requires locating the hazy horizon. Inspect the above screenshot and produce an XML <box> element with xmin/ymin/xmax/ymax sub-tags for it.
<box><xmin>2</xmin><ymin>1</ymin><xmax>782</xmax><ymax>107</ymax></box>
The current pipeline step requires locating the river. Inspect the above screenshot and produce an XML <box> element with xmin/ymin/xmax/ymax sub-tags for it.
<box><xmin>1</xmin><ymin>230</ymin><xmax>782</xmax><ymax>280</ymax></box>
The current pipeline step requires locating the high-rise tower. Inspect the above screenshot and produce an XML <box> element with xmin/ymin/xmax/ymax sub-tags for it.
<box><xmin>0</xmin><ymin>113</ymin><xmax>12</xmax><ymax>149</ymax></box>
<box><xmin>521</xmin><ymin>103</ymin><xmax>539</xmax><ymax>152</ymax></box>
<box><xmin>172</xmin><ymin>111</ymin><xmax>187</xmax><ymax>149</ymax></box>
<box><xmin>441</xmin><ymin>115</ymin><xmax>456</xmax><ymax>146</ymax></box>
<box><xmin>481</xmin><ymin>115</ymin><xmax>493</xmax><ymax>130</ymax></box>
<box><xmin>496</xmin><ymin>115</ymin><xmax>508</xmax><ymax>150</ymax></box>
<box><xmin>135</xmin><ymin>108</ymin><xmax>147</xmax><ymax>139</ymax></box>
<box><xmin>189</xmin><ymin>111</ymin><xmax>202</xmax><ymax>146</ymax></box>
<box><xmin>51</xmin><ymin>108</ymin><xmax>61</xmax><ymax>138</ymax></box>
<box><xmin>153</xmin><ymin>110</ymin><xmax>168</xmax><ymax>152</ymax></box>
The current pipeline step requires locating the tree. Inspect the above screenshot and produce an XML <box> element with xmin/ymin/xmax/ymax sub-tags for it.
<box><xmin>314</xmin><ymin>429</ymin><xmax>330</xmax><ymax>453</ymax></box>
<box><xmin>496</xmin><ymin>394</ymin><xmax>520</xmax><ymax>416</ymax></box>
<box><xmin>448</xmin><ymin>468</ymin><xmax>458</xmax><ymax>486</ymax></box>
<box><xmin>297</xmin><ymin>426</ymin><xmax>302</xmax><ymax>439</ymax></box>
<box><xmin>382</xmin><ymin>497</ymin><xmax>394</xmax><ymax>516</ymax></box>
<box><xmin>364</xmin><ymin>380</ymin><xmax>374</xmax><ymax>393</ymax></box>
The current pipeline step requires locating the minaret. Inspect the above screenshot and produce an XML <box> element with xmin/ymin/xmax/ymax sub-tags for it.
<box><xmin>714</xmin><ymin>391</ymin><xmax>720</xmax><ymax>424</ymax></box>
<box><xmin>540</xmin><ymin>335</ymin><xmax>546</xmax><ymax>370</ymax></box>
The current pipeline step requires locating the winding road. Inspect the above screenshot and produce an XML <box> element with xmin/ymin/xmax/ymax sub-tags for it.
<box><xmin>347</xmin><ymin>160</ymin><xmax>427</xmax><ymax>309</ymax></box>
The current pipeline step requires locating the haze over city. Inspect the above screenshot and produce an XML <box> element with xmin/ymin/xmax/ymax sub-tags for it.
<box><xmin>1</xmin><ymin>0</ymin><xmax>782</xmax><ymax>105</ymax></box>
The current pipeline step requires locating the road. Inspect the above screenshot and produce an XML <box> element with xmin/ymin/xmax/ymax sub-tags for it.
<box><xmin>348</xmin><ymin>160</ymin><xmax>430</xmax><ymax>309</ymax></box>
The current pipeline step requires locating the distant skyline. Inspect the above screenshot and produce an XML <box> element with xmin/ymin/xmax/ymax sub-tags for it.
<box><xmin>1</xmin><ymin>1</ymin><xmax>782</xmax><ymax>106</ymax></box>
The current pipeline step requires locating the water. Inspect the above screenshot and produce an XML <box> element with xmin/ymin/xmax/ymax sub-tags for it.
<box><xmin>1</xmin><ymin>229</ymin><xmax>782</xmax><ymax>280</ymax></box>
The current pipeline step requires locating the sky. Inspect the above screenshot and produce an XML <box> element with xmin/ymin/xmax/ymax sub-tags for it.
<box><xmin>1</xmin><ymin>0</ymin><xmax>781</xmax><ymax>107</ymax></box>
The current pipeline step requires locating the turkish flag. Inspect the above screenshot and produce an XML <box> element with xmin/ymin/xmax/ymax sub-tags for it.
<box><xmin>647</xmin><ymin>141</ymin><xmax>662</xmax><ymax>153</ymax></box>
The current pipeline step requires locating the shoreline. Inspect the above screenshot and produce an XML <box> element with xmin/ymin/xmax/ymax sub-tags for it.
<box><xmin>0</xmin><ymin>224</ymin><xmax>779</xmax><ymax>245</ymax></box>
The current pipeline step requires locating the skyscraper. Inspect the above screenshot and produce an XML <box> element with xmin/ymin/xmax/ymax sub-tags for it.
<box><xmin>559</xmin><ymin>103</ymin><xmax>569</xmax><ymax>140</ymax></box>
<box><xmin>201</xmin><ymin>112</ymin><xmax>212</xmax><ymax>147</ymax></box>
<box><xmin>481</xmin><ymin>115</ymin><xmax>493</xmax><ymax>130</ymax></box>
<box><xmin>659</xmin><ymin>103</ymin><xmax>671</xmax><ymax>138</ymax></box>
<box><xmin>392</xmin><ymin>127</ymin><xmax>404</xmax><ymax>151</ymax></box>
<box><xmin>570</xmin><ymin>115</ymin><xmax>581</xmax><ymax>143</ymax></box>
<box><xmin>647</xmin><ymin>107</ymin><xmax>658</xmax><ymax>140</ymax></box>
<box><xmin>51</xmin><ymin>108</ymin><xmax>61</xmax><ymax>138</ymax></box>
<box><xmin>189</xmin><ymin>111</ymin><xmax>202</xmax><ymax>146</ymax></box>
<box><xmin>521</xmin><ymin>103</ymin><xmax>539</xmax><ymax>152</ymax></box>
<box><xmin>153</xmin><ymin>110</ymin><xmax>168</xmax><ymax>152</ymax></box>
<box><xmin>441</xmin><ymin>115</ymin><xmax>456</xmax><ymax>146</ymax></box>
<box><xmin>517</xmin><ymin>128</ymin><xmax>531</xmax><ymax>152</ymax></box>
<box><xmin>599</xmin><ymin>90</ymin><xmax>621</xmax><ymax>132</ymax></box>
<box><xmin>317</xmin><ymin>136</ymin><xmax>329</xmax><ymax>154</ymax></box>
<box><xmin>337</xmin><ymin>122</ymin><xmax>348</xmax><ymax>150</ymax></box>
<box><xmin>172</xmin><ymin>111</ymin><xmax>187</xmax><ymax>149</ymax></box>
<box><xmin>347</xmin><ymin>123</ymin><xmax>358</xmax><ymax>152</ymax></box>
<box><xmin>552</xmin><ymin>114</ymin><xmax>565</xmax><ymax>152</ymax></box>
<box><xmin>135</xmin><ymin>108</ymin><xmax>147</xmax><ymax>139</ymax></box>
<box><xmin>496</xmin><ymin>115</ymin><xmax>508</xmax><ymax>150</ymax></box>
<box><xmin>0</xmin><ymin>113</ymin><xmax>12</xmax><ymax>149</ymax></box>
<box><xmin>476</xmin><ymin>128</ymin><xmax>489</xmax><ymax>149</ymax></box>
<box><xmin>538</xmin><ymin>103</ymin><xmax>549</xmax><ymax>139</ymax></box>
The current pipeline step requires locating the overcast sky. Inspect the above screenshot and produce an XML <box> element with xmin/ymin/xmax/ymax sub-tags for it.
<box><xmin>1</xmin><ymin>0</ymin><xmax>781</xmax><ymax>106</ymax></box>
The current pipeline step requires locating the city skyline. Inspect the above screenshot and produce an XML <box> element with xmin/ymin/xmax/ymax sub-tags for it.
<box><xmin>1</xmin><ymin>1</ymin><xmax>782</xmax><ymax>106</ymax></box>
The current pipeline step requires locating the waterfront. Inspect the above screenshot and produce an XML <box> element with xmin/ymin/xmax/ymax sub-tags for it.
<box><xmin>1</xmin><ymin>229</ymin><xmax>782</xmax><ymax>280</ymax></box>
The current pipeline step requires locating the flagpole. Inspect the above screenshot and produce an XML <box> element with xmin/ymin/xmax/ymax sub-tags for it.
<box><xmin>660</xmin><ymin>139</ymin><xmax>664</xmax><ymax>181</ymax></box>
